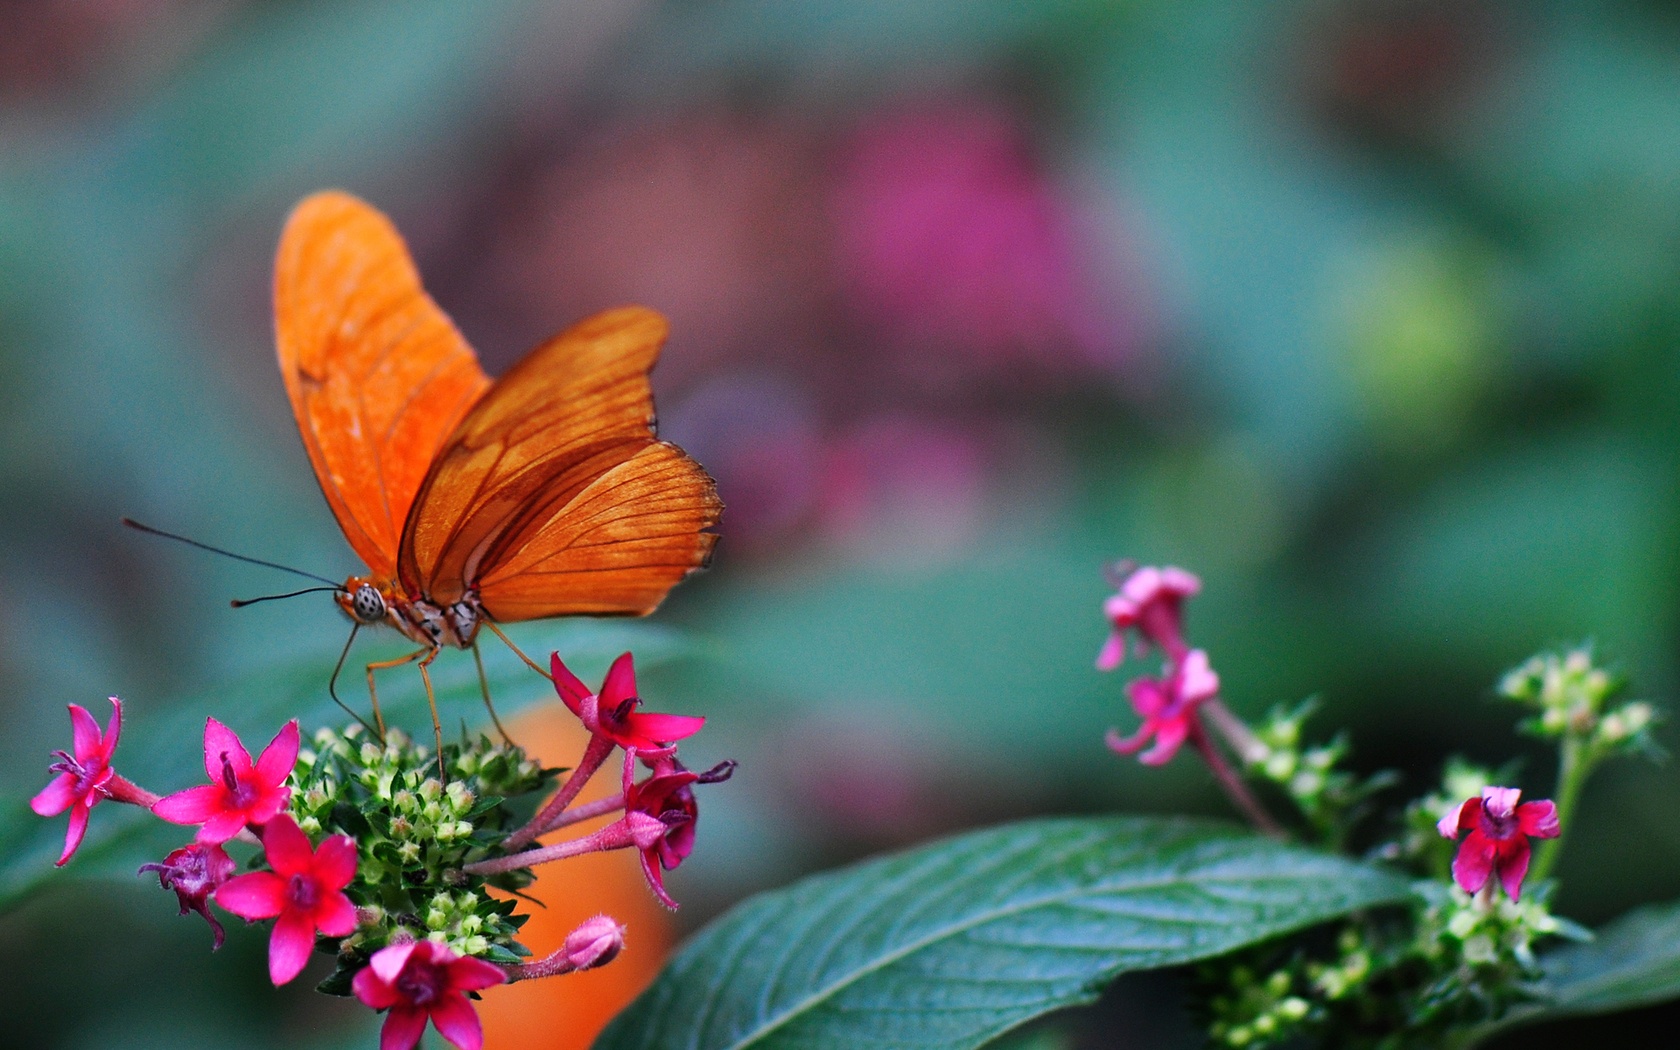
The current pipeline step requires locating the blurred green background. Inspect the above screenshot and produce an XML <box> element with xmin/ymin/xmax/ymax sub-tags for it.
<box><xmin>3</xmin><ymin>1</ymin><xmax>1679</xmax><ymax>1047</ymax></box>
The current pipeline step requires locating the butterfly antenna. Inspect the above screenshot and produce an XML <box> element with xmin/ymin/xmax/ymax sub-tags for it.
<box><xmin>231</xmin><ymin>586</ymin><xmax>344</xmax><ymax>608</ymax></box>
<box><xmin>122</xmin><ymin>518</ymin><xmax>343</xmax><ymax>588</ymax></box>
<box><xmin>326</xmin><ymin>625</ymin><xmax>378</xmax><ymax>737</ymax></box>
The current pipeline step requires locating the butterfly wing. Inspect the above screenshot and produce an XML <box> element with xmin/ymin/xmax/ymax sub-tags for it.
<box><xmin>275</xmin><ymin>191</ymin><xmax>491</xmax><ymax>579</ymax></box>
<box><xmin>398</xmin><ymin>306</ymin><xmax>720</xmax><ymax>617</ymax></box>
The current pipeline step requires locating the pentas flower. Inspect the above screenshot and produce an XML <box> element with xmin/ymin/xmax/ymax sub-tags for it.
<box><xmin>619</xmin><ymin>755</ymin><xmax>721</xmax><ymax>909</ymax></box>
<box><xmin>352</xmin><ymin>939</ymin><xmax>506</xmax><ymax>1050</ymax></box>
<box><xmin>154</xmin><ymin>718</ymin><xmax>299</xmax><ymax>843</ymax></box>
<box><xmin>551</xmin><ymin>651</ymin><xmax>705</xmax><ymax>752</ymax></box>
<box><xmin>1437</xmin><ymin>786</ymin><xmax>1561</xmax><ymax>901</ymax></box>
<box><xmin>139</xmin><ymin>843</ymin><xmax>236</xmax><ymax>949</ymax></box>
<box><xmin>1097</xmin><ymin>564</ymin><xmax>1200</xmax><ymax>670</ymax></box>
<box><xmin>214</xmin><ymin>814</ymin><xmax>358</xmax><ymax>984</ymax></box>
<box><xmin>32</xmin><ymin>697</ymin><xmax>149</xmax><ymax>866</ymax></box>
<box><xmin>1106</xmin><ymin>649</ymin><xmax>1220</xmax><ymax>766</ymax></box>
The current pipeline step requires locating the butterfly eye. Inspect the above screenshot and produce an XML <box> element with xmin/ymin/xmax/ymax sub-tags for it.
<box><xmin>350</xmin><ymin>585</ymin><xmax>386</xmax><ymax>624</ymax></box>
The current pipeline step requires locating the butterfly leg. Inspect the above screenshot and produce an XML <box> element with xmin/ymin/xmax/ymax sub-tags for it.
<box><xmin>471</xmin><ymin>642</ymin><xmax>516</xmax><ymax>746</ymax></box>
<box><xmin>484</xmin><ymin>620</ymin><xmax>553</xmax><ymax>681</ymax></box>
<box><xmin>365</xmin><ymin>647</ymin><xmax>429</xmax><ymax>743</ymax></box>
<box><xmin>326</xmin><ymin>625</ymin><xmax>380</xmax><ymax>738</ymax></box>
<box><xmin>417</xmin><ymin>645</ymin><xmax>446</xmax><ymax>779</ymax></box>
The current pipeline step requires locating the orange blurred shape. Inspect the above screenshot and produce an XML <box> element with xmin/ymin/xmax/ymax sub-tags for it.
<box><xmin>477</xmin><ymin>707</ymin><xmax>673</xmax><ymax>1050</ymax></box>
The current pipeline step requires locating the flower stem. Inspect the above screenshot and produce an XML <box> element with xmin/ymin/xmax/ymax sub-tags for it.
<box><xmin>105</xmin><ymin>775</ymin><xmax>161</xmax><ymax>809</ymax></box>
<box><xmin>503</xmin><ymin>736</ymin><xmax>613</xmax><ymax>849</ymax></box>
<box><xmin>1191</xmin><ymin>722</ymin><xmax>1284</xmax><ymax>838</ymax></box>
<box><xmin>466</xmin><ymin>821</ymin><xmax>631</xmax><ymax>877</ymax></box>
<box><xmin>1531</xmin><ymin>734</ymin><xmax>1590</xmax><ymax>884</ymax></box>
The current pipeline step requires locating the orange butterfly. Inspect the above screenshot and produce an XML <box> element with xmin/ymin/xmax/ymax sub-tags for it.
<box><xmin>273</xmin><ymin>191</ymin><xmax>720</xmax><ymax>745</ymax></box>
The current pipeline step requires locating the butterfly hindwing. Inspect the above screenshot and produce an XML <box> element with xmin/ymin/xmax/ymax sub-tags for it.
<box><xmin>399</xmin><ymin>306</ymin><xmax>720</xmax><ymax>613</ymax></box>
<box><xmin>275</xmin><ymin>191</ymin><xmax>490</xmax><ymax>580</ymax></box>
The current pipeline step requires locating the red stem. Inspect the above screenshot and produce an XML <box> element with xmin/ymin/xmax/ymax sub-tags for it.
<box><xmin>1190</xmin><ymin>722</ymin><xmax>1284</xmax><ymax>838</ymax></box>
<box><xmin>504</xmin><ymin>736</ymin><xmax>614</xmax><ymax>849</ymax></box>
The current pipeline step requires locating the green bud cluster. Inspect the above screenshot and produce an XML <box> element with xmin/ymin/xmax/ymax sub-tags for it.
<box><xmin>1243</xmin><ymin>700</ymin><xmax>1395</xmax><ymax>847</ymax></box>
<box><xmin>288</xmin><ymin>724</ymin><xmax>560</xmax><ymax>991</ymax></box>
<box><xmin>1204</xmin><ymin>959</ymin><xmax>1317</xmax><ymax>1048</ymax></box>
<box><xmin>1500</xmin><ymin>646</ymin><xmax>1658</xmax><ymax>757</ymax></box>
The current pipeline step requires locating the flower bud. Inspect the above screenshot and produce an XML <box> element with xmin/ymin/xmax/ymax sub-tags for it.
<box><xmin>562</xmin><ymin>915</ymin><xmax>626</xmax><ymax>972</ymax></box>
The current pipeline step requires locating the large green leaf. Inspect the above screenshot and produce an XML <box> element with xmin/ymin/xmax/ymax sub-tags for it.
<box><xmin>0</xmin><ymin>618</ymin><xmax>689</xmax><ymax>912</ymax></box>
<box><xmin>596</xmin><ymin>816</ymin><xmax>1411</xmax><ymax>1050</ymax></box>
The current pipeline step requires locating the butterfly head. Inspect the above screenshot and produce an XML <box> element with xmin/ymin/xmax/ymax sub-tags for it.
<box><xmin>337</xmin><ymin>576</ymin><xmax>390</xmax><ymax>625</ymax></box>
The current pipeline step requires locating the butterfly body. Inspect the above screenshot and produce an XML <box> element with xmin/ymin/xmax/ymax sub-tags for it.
<box><xmin>276</xmin><ymin>191</ymin><xmax>720</xmax><ymax>734</ymax></box>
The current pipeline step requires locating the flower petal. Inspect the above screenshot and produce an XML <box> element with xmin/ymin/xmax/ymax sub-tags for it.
<box><xmin>55</xmin><ymin>802</ymin><xmax>90</xmax><ymax>867</ymax></box>
<box><xmin>1105</xmin><ymin>724</ymin><xmax>1152</xmax><ymax>755</ymax></box>
<box><xmin>444</xmin><ymin>955</ymin><xmax>508</xmax><ymax>994</ymax></box>
<box><xmin>640</xmin><ymin>847</ymin><xmax>679</xmax><ymax>910</ymax></box>
<box><xmin>214</xmin><ymin>871</ymin><xmax>287</xmax><ymax>919</ymax></box>
<box><xmin>31</xmin><ymin>773</ymin><xmax>80</xmax><ymax>817</ymax></box>
<box><xmin>1177</xmin><ymin>650</ymin><xmax>1219</xmax><ymax>704</ymax></box>
<box><xmin>1436</xmin><ymin>797</ymin><xmax>1472</xmax><ymax>839</ymax></box>
<box><xmin>313</xmin><ymin>890</ymin><xmax>359</xmax><ymax>938</ymax></box>
<box><xmin>313</xmin><ymin>834</ymin><xmax>360</xmax><ymax>890</ymax></box>
<box><xmin>380</xmin><ymin>1006</ymin><xmax>430</xmax><ymax>1050</ymax></box>
<box><xmin>369</xmin><ymin>940</ymin><xmax>421</xmax><ymax>985</ymax></box>
<box><xmin>428</xmin><ymin>993</ymin><xmax>484</xmax><ymax>1050</ymax></box>
<box><xmin>600</xmin><ymin>652</ymin><xmax>638</xmax><ymax>708</ymax></box>
<box><xmin>152</xmin><ymin>783</ymin><xmax>225</xmax><ymax>826</ymax></box>
<box><xmin>549</xmin><ymin>652</ymin><xmax>592</xmax><ymax>715</ymax></box>
<box><xmin>1480</xmin><ymin>786</ymin><xmax>1521</xmax><ymax>823</ymax></box>
<box><xmin>1451</xmin><ymin>830</ymin><xmax>1495</xmax><ymax>895</ymax></box>
<box><xmin>1126</xmin><ymin>677</ymin><xmax>1169</xmax><ymax>717</ymax></box>
<box><xmin>68</xmin><ymin>704</ymin><xmax>102</xmax><ymax>760</ymax></box>
<box><xmin>1139</xmin><ymin>715</ymin><xmax>1190</xmax><ymax>766</ymax></box>
<box><xmin>1095</xmin><ymin>632</ymin><xmax>1125</xmax><ymax>671</ymax></box>
<box><xmin>353</xmin><ymin>963</ymin><xmax>401</xmax><ymax>1010</ymax></box>
<box><xmin>1517</xmin><ymin>800</ymin><xmax>1560</xmax><ymax>839</ymax></box>
<box><xmin>1495</xmin><ymin>835</ymin><xmax>1533</xmax><ymax>901</ymax></box>
<box><xmin>98</xmin><ymin>698</ymin><xmax>124</xmax><ymax>761</ymax></box>
<box><xmin>624</xmin><ymin>712</ymin><xmax>706</xmax><ymax>746</ymax></box>
<box><xmin>255</xmin><ymin>720</ymin><xmax>301</xmax><ymax>786</ymax></box>
<box><xmin>203</xmin><ymin>718</ymin><xmax>253</xmax><ymax>780</ymax></box>
<box><xmin>197</xmin><ymin>808</ymin><xmax>252</xmax><ymax>845</ymax></box>
<box><xmin>260</xmin><ymin>814</ymin><xmax>312</xmax><ymax>876</ymax></box>
<box><xmin>268</xmin><ymin>908</ymin><xmax>317</xmax><ymax>985</ymax></box>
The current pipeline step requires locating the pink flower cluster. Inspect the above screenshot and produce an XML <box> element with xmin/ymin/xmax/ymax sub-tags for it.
<box><xmin>32</xmin><ymin>648</ymin><xmax>730</xmax><ymax>1050</ymax></box>
<box><xmin>1097</xmin><ymin>565</ymin><xmax>1217</xmax><ymax>766</ymax></box>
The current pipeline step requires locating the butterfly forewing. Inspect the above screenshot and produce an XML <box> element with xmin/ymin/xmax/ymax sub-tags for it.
<box><xmin>275</xmin><ymin>191</ymin><xmax>490</xmax><ymax>579</ymax></box>
<box><xmin>399</xmin><ymin>306</ymin><xmax>721</xmax><ymax>613</ymax></box>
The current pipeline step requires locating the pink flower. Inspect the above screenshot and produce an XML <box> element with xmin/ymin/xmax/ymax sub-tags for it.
<box><xmin>139</xmin><ymin>842</ymin><xmax>237</xmax><ymax>949</ymax></box>
<box><xmin>214</xmin><ymin>814</ymin><xmax>358</xmax><ymax>984</ymax></box>
<box><xmin>32</xmin><ymin>698</ymin><xmax>124</xmax><ymax>866</ymax></box>
<box><xmin>620</xmin><ymin>752</ymin><xmax>734</xmax><ymax>909</ymax></box>
<box><xmin>1106</xmin><ymin>649</ymin><xmax>1220</xmax><ymax>766</ymax></box>
<box><xmin>1097</xmin><ymin>565</ymin><xmax>1201</xmax><ymax>670</ymax></box>
<box><xmin>1437</xmin><ymin>786</ymin><xmax>1561</xmax><ymax>901</ymax></box>
<box><xmin>154</xmin><ymin>718</ymin><xmax>299</xmax><ymax>843</ymax></box>
<box><xmin>352</xmin><ymin>940</ymin><xmax>506</xmax><ymax>1050</ymax></box>
<box><xmin>559</xmin><ymin>915</ymin><xmax>626</xmax><ymax>972</ymax></box>
<box><xmin>551</xmin><ymin>652</ymin><xmax>705</xmax><ymax>753</ymax></box>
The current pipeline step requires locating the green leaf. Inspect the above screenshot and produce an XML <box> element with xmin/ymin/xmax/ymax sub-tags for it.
<box><xmin>0</xmin><ymin>619</ymin><xmax>690</xmax><ymax>914</ymax></box>
<box><xmin>595</xmin><ymin>816</ymin><xmax>1411</xmax><ymax>1050</ymax></box>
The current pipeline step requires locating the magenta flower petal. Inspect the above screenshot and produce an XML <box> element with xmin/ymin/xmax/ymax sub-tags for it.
<box><xmin>202</xmin><ymin>718</ymin><xmax>254</xmax><ymax>780</ymax></box>
<box><xmin>1139</xmin><ymin>715</ymin><xmax>1190</xmax><ymax>766</ymax></box>
<box><xmin>380</xmin><ymin>1006</ymin><xmax>429</xmax><ymax>1050</ymax></box>
<box><xmin>370</xmin><ymin>940</ymin><xmax>421</xmax><ymax>984</ymax></box>
<box><xmin>98</xmin><ymin>699</ymin><xmax>123</xmax><ymax>761</ymax></box>
<box><xmin>313</xmin><ymin>834</ymin><xmax>359</xmax><ymax>889</ymax></box>
<box><xmin>261</xmin><ymin>810</ymin><xmax>313</xmax><ymax>872</ymax></box>
<box><xmin>640</xmin><ymin>849</ymin><xmax>679</xmax><ymax>910</ymax></box>
<box><xmin>196</xmin><ymin>808</ymin><xmax>252</xmax><ymax>845</ymax></box>
<box><xmin>268</xmin><ymin>908</ymin><xmax>318</xmax><ymax>985</ymax></box>
<box><xmin>1095</xmin><ymin>632</ymin><xmax>1125</xmax><ymax>671</ymax></box>
<box><xmin>255</xmin><ymin>721</ymin><xmax>301</xmax><ymax>786</ymax></box>
<box><xmin>549</xmin><ymin>652</ymin><xmax>592</xmax><ymax>715</ymax></box>
<box><xmin>1451</xmin><ymin>829</ymin><xmax>1495</xmax><ymax>895</ymax></box>
<box><xmin>449</xmin><ymin>955</ymin><xmax>510</xmax><ymax>993</ymax></box>
<box><xmin>353</xmin><ymin>963</ymin><xmax>403</xmax><ymax>1009</ymax></box>
<box><xmin>69</xmin><ymin>704</ymin><xmax>102</xmax><ymax>758</ymax></box>
<box><xmin>31</xmin><ymin>773</ymin><xmax>79</xmax><ymax>817</ymax></box>
<box><xmin>215</xmin><ymin>870</ymin><xmax>287</xmax><ymax>919</ymax></box>
<box><xmin>1517</xmin><ymin>800</ymin><xmax>1560</xmax><ymax>839</ymax></box>
<box><xmin>429</xmin><ymin>993</ymin><xmax>484</xmax><ymax>1050</ymax></box>
<box><xmin>1496</xmin><ymin>837</ymin><xmax>1533</xmax><ymax>902</ymax></box>
<box><xmin>314</xmin><ymin>892</ymin><xmax>359</xmax><ymax>939</ymax></box>
<box><xmin>600</xmin><ymin>652</ymin><xmax>638</xmax><ymax>708</ymax></box>
<box><xmin>153</xmin><ymin>783</ymin><xmax>223</xmax><ymax>825</ymax></box>
<box><xmin>57</xmin><ymin>804</ymin><xmax>89</xmax><ymax>867</ymax></box>
<box><xmin>626</xmin><ymin>712</ymin><xmax>706</xmax><ymax>744</ymax></box>
<box><xmin>1436</xmin><ymin>797</ymin><xmax>1474</xmax><ymax>839</ymax></box>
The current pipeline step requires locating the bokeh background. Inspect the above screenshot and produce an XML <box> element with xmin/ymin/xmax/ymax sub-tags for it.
<box><xmin>3</xmin><ymin>1</ymin><xmax>1679</xmax><ymax>1047</ymax></box>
